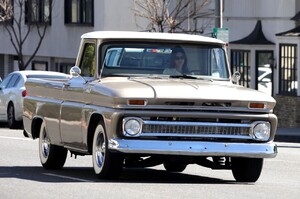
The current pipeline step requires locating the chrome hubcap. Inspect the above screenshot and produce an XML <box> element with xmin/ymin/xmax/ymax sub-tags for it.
<box><xmin>95</xmin><ymin>133</ymin><xmax>105</xmax><ymax>168</ymax></box>
<box><xmin>41</xmin><ymin>129</ymin><xmax>50</xmax><ymax>158</ymax></box>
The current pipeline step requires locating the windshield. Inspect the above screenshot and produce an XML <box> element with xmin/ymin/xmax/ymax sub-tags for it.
<box><xmin>100</xmin><ymin>43</ymin><xmax>229</xmax><ymax>80</ymax></box>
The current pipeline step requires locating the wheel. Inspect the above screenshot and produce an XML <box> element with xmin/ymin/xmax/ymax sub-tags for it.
<box><xmin>231</xmin><ymin>157</ymin><xmax>263</xmax><ymax>182</ymax></box>
<box><xmin>163</xmin><ymin>162</ymin><xmax>187</xmax><ymax>172</ymax></box>
<box><xmin>39</xmin><ymin>121</ymin><xmax>67</xmax><ymax>170</ymax></box>
<box><xmin>7</xmin><ymin>104</ymin><xmax>19</xmax><ymax>129</ymax></box>
<box><xmin>92</xmin><ymin>122</ymin><xmax>123</xmax><ymax>179</ymax></box>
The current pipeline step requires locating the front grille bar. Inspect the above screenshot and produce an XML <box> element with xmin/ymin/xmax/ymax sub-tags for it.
<box><xmin>141</xmin><ymin>120</ymin><xmax>252</xmax><ymax>139</ymax></box>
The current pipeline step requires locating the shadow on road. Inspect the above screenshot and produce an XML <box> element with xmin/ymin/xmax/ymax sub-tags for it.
<box><xmin>0</xmin><ymin>166</ymin><xmax>235</xmax><ymax>184</ymax></box>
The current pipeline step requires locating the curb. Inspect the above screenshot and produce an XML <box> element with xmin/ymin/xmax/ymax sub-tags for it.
<box><xmin>275</xmin><ymin>135</ymin><xmax>300</xmax><ymax>143</ymax></box>
<box><xmin>275</xmin><ymin>128</ymin><xmax>300</xmax><ymax>143</ymax></box>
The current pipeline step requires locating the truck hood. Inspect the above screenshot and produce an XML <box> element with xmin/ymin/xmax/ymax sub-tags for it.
<box><xmin>92</xmin><ymin>77</ymin><xmax>276</xmax><ymax>112</ymax></box>
<box><xmin>100</xmin><ymin>77</ymin><xmax>275</xmax><ymax>103</ymax></box>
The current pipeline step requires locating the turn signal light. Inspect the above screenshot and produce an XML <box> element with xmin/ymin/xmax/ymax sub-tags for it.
<box><xmin>249</xmin><ymin>102</ymin><xmax>265</xmax><ymax>109</ymax></box>
<box><xmin>128</xmin><ymin>99</ymin><xmax>147</xmax><ymax>106</ymax></box>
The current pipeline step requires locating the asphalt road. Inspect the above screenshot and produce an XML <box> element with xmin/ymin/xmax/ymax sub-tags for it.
<box><xmin>1</xmin><ymin>128</ymin><xmax>300</xmax><ymax>199</ymax></box>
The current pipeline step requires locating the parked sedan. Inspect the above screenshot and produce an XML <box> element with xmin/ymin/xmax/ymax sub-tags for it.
<box><xmin>0</xmin><ymin>70</ymin><xmax>70</xmax><ymax>129</ymax></box>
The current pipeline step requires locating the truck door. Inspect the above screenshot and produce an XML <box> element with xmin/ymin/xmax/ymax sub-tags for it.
<box><xmin>60</xmin><ymin>41</ymin><xmax>96</xmax><ymax>150</ymax></box>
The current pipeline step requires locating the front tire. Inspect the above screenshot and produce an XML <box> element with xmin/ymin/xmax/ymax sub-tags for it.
<box><xmin>39</xmin><ymin>121</ymin><xmax>67</xmax><ymax>169</ymax></box>
<box><xmin>231</xmin><ymin>157</ymin><xmax>263</xmax><ymax>182</ymax></box>
<box><xmin>92</xmin><ymin>122</ymin><xmax>123</xmax><ymax>179</ymax></box>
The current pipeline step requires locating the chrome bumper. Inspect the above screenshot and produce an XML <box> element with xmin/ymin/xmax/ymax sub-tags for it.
<box><xmin>108</xmin><ymin>139</ymin><xmax>277</xmax><ymax>158</ymax></box>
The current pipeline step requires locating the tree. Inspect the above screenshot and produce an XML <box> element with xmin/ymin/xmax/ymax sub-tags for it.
<box><xmin>133</xmin><ymin>0</ymin><xmax>214</xmax><ymax>34</ymax></box>
<box><xmin>0</xmin><ymin>0</ymin><xmax>52</xmax><ymax>70</ymax></box>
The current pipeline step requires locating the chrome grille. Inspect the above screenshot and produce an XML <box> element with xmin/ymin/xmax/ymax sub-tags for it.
<box><xmin>141</xmin><ymin>120</ymin><xmax>252</xmax><ymax>139</ymax></box>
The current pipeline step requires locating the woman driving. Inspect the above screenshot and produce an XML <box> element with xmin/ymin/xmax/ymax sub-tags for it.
<box><xmin>163</xmin><ymin>46</ymin><xmax>188</xmax><ymax>75</ymax></box>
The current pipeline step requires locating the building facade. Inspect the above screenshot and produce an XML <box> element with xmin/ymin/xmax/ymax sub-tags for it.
<box><xmin>1</xmin><ymin>0</ymin><xmax>300</xmax><ymax>127</ymax></box>
<box><xmin>0</xmin><ymin>0</ymin><xmax>139</xmax><ymax>75</ymax></box>
<box><xmin>224</xmin><ymin>0</ymin><xmax>300</xmax><ymax>127</ymax></box>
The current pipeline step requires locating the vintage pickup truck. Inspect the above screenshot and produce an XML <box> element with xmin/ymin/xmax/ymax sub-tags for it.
<box><xmin>23</xmin><ymin>31</ymin><xmax>277</xmax><ymax>182</ymax></box>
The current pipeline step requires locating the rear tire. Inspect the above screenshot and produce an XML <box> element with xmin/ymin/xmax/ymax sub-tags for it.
<box><xmin>39</xmin><ymin>121</ymin><xmax>67</xmax><ymax>169</ymax></box>
<box><xmin>7</xmin><ymin>104</ymin><xmax>19</xmax><ymax>129</ymax></box>
<box><xmin>92</xmin><ymin>122</ymin><xmax>123</xmax><ymax>179</ymax></box>
<box><xmin>231</xmin><ymin>157</ymin><xmax>263</xmax><ymax>182</ymax></box>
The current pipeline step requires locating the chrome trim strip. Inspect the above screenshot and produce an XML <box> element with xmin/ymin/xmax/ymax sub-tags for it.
<box><xmin>138</xmin><ymin>133</ymin><xmax>251</xmax><ymax>139</ymax></box>
<box><xmin>109</xmin><ymin>139</ymin><xmax>277</xmax><ymax>158</ymax></box>
<box><xmin>141</xmin><ymin>120</ymin><xmax>251</xmax><ymax>139</ymax></box>
<box><xmin>143</xmin><ymin>120</ymin><xmax>251</xmax><ymax>128</ymax></box>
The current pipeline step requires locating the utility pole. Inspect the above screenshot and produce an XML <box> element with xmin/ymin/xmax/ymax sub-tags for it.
<box><xmin>215</xmin><ymin>0</ymin><xmax>223</xmax><ymax>28</ymax></box>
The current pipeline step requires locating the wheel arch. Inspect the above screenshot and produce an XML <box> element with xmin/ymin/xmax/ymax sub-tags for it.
<box><xmin>87</xmin><ymin>113</ymin><xmax>105</xmax><ymax>154</ymax></box>
<box><xmin>31</xmin><ymin>117</ymin><xmax>43</xmax><ymax>139</ymax></box>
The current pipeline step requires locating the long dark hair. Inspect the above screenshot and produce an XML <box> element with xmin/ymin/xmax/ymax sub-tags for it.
<box><xmin>170</xmin><ymin>46</ymin><xmax>189</xmax><ymax>73</ymax></box>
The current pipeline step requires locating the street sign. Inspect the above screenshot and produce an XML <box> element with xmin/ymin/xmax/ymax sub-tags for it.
<box><xmin>213</xmin><ymin>28</ymin><xmax>229</xmax><ymax>43</ymax></box>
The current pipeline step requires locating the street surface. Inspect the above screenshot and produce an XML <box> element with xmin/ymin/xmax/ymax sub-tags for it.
<box><xmin>0</xmin><ymin>127</ymin><xmax>300</xmax><ymax>199</ymax></box>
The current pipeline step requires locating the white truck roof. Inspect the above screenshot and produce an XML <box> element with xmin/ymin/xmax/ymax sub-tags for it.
<box><xmin>81</xmin><ymin>31</ymin><xmax>225</xmax><ymax>45</ymax></box>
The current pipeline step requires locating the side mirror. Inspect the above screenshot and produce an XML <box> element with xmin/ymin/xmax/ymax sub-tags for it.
<box><xmin>231</xmin><ymin>71</ymin><xmax>241</xmax><ymax>84</ymax></box>
<box><xmin>70</xmin><ymin>66</ymin><xmax>81</xmax><ymax>77</ymax></box>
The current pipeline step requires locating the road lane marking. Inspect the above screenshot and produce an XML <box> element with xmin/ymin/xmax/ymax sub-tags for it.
<box><xmin>0</xmin><ymin>135</ymin><xmax>35</xmax><ymax>141</ymax></box>
<box><xmin>43</xmin><ymin>173</ymin><xmax>93</xmax><ymax>182</ymax></box>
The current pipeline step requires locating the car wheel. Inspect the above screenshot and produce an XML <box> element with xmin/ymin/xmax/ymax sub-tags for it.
<box><xmin>39</xmin><ymin>121</ymin><xmax>67</xmax><ymax>170</ymax></box>
<box><xmin>92</xmin><ymin>122</ymin><xmax>123</xmax><ymax>179</ymax></box>
<box><xmin>163</xmin><ymin>162</ymin><xmax>187</xmax><ymax>172</ymax></box>
<box><xmin>231</xmin><ymin>157</ymin><xmax>263</xmax><ymax>182</ymax></box>
<box><xmin>7</xmin><ymin>104</ymin><xmax>19</xmax><ymax>129</ymax></box>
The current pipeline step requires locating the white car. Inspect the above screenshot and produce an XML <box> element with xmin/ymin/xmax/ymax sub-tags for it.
<box><xmin>0</xmin><ymin>70</ymin><xmax>70</xmax><ymax>129</ymax></box>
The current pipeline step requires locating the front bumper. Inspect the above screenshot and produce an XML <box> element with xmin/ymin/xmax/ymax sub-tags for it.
<box><xmin>108</xmin><ymin>139</ymin><xmax>277</xmax><ymax>158</ymax></box>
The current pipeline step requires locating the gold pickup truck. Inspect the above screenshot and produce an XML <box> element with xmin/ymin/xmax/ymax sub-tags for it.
<box><xmin>23</xmin><ymin>31</ymin><xmax>277</xmax><ymax>182</ymax></box>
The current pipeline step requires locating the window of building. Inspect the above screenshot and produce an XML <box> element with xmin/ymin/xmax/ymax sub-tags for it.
<box><xmin>279</xmin><ymin>44</ymin><xmax>297</xmax><ymax>95</ymax></box>
<box><xmin>32</xmin><ymin>61</ymin><xmax>48</xmax><ymax>70</ymax></box>
<box><xmin>56</xmin><ymin>63</ymin><xmax>74</xmax><ymax>74</ymax></box>
<box><xmin>25</xmin><ymin>0</ymin><xmax>52</xmax><ymax>24</ymax></box>
<box><xmin>65</xmin><ymin>0</ymin><xmax>94</xmax><ymax>26</ymax></box>
<box><xmin>230</xmin><ymin>50</ymin><xmax>251</xmax><ymax>87</ymax></box>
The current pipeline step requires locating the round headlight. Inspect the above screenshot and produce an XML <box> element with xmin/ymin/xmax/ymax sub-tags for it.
<box><xmin>253</xmin><ymin>122</ymin><xmax>270</xmax><ymax>141</ymax></box>
<box><xmin>124</xmin><ymin>119</ymin><xmax>142</xmax><ymax>136</ymax></box>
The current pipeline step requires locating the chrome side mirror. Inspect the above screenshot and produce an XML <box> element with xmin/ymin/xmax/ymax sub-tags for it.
<box><xmin>232</xmin><ymin>71</ymin><xmax>241</xmax><ymax>84</ymax></box>
<box><xmin>70</xmin><ymin>66</ymin><xmax>81</xmax><ymax>77</ymax></box>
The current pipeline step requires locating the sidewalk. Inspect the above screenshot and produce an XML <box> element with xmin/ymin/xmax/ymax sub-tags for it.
<box><xmin>275</xmin><ymin>128</ymin><xmax>300</xmax><ymax>143</ymax></box>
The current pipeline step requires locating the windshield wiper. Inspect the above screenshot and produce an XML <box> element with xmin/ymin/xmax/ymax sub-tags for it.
<box><xmin>169</xmin><ymin>74</ymin><xmax>198</xmax><ymax>79</ymax></box>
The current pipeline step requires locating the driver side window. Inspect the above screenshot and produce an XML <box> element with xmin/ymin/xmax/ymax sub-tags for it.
<box><xmin>80</xmin><ymin>43</ymin><xmax>95</xmax><ymax>77</ymax></box>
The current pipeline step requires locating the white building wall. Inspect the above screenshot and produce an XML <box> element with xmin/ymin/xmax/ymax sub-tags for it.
<box><xmin>98</xmin><ymin>0</ymin><xmax>137</xmax><ymax>31</ymax></box>
<box><xmin>223</xmin><ymin>0</ymin><xmax>296</xmax><ymax>42</ymax></box>
<box><xmin>1</xmin><ymin>0</ymin><xmax>299</xmax><ymax>79</ymax></box>
<box><xmin>0</xmin><ymin>0</ymin><xmax>137</xmax><ymax>67</ymax></box>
